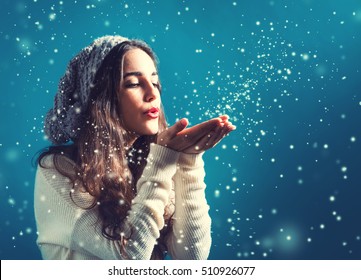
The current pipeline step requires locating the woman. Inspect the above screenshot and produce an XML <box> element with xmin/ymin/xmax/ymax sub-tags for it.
<box><xmin>34</xmin><ymin>35</ymin><xmax>236</xmax><ymax>260</ymax></box>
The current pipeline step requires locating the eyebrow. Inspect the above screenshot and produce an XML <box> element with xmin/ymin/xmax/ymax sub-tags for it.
<box><xmin>123</xmin><ymin>71</ymin><xmax>158</xmax><ymax>78</ymax></box>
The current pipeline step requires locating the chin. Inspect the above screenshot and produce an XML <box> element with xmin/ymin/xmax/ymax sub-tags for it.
<box><xmin>139</xmin><ymin>126</ymin><xmax>159</xmax><ymax>136</ymax></box>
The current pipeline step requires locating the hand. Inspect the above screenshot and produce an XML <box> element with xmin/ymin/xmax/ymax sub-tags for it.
<box><xmin>181</xmin><ymin>115</ymin><xmax>236</xmax><ymax>154</ymax></box>
<box><xmin>156</xmin><ymin>115</ymin><xmax>236</xmax><ymax>154</ymax></box>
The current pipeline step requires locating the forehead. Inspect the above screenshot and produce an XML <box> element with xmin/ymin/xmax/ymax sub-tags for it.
<box><xmin>123</xmin><ymin>48</ymin><xmax>156</xmax><ymax>72</ymax></box>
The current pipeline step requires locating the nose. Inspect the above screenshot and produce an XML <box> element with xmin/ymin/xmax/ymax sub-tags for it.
<box><xmin>145</xmin><ymin>81</ymin><xmax>159</xmax><ymax>102</ymax></box>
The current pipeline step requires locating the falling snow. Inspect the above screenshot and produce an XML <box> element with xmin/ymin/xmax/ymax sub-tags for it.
<box><xmin>1</xmin><ymin>0</ymin><xmax>361</xmax><ymax>260</ymax></box>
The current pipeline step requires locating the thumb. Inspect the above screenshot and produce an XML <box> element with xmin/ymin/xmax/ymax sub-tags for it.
<box><xmin>167</xmin><ymin>118</ymin><xmax>188</xmax><ymax>137</ymax></box>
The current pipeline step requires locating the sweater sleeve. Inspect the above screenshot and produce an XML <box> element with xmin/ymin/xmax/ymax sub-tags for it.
<box><xmin>166</xmin><ymin>152</ymin><xmax>212</xmax><ymax>260</ymax></box>
<box><xmin>121</xmin><ymin>144</ymin><xmax>180</xmax><ymax>259</ymax></box>
<box><xmin>34</xmin><ymin>144</ymin><xmax>180</xmax><ymax>260</ymax></box>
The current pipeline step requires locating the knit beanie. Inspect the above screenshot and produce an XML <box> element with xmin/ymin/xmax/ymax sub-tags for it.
<box><xmin>44</xmin><ymin>35</ymin><xmax>128</xmax><ymax>144</ymax></box>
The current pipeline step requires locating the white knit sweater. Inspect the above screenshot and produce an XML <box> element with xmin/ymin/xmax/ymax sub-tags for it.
<box><xmin>34</xmin><ymin>144</ymin><xmax>211</xmax><ymax>260</ymax></box>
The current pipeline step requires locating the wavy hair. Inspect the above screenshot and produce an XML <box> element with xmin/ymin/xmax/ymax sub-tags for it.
<box><xmin>37</xmin><ymin>40</ymin><xmax>170</xmax><ymax>259</ymax></box>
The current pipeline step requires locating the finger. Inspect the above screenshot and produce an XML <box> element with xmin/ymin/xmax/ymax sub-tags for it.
<box><xmin>177</xmin><ymin>118</ymin><xmax>221</xmax><ymax>141</ymax></box>
<box><xmin>227</xmin><ymin>124</ymin><xmax>237</xmax><ymax>131</ymax></box>
<box><xmin>191</xmin><ymin>126</ymin><xmax>223</xmax><ymax>153</ymax></box>
<box><xmin>171</xmin><ymin>118</ymin><xmax>224</xmax><ymax>152</ymax></box>
<box><xmin>181</xmin><ymin>120</ymin><xmax>237</xmax><ymax>153</ymax></box>
<box><xmin>219</xmin><ymin>116</ymin><xmax>237</xmax><ymax>131</ymax></box>
<box><xmin>156</xmin><ymin>118</ymin><xmax>188</xmax><ymax>147</ymax></box>
<box><xmin>208</xmin><ymin>125</ymin><xmax>225</xmax><ymax>146</ymax></box>
<box><xmin>218</xmin><ymin>115</ymin><xmax>229</xmax><ymax>122</ymax></box>
<box><xmin>182</xmin><ymin>125</ymin><xmax>223</xmax><ymax>153</ymax></box>
<box><xmin>166</xmin><ymin>118</ymin><xmax>188</xmax><ymax>138</ymax></box>
<box><xmin>223</xmin><ymin>120</ymin><xmax>237</xmax><ymax>131</ymax></box>
<box><xmin>207</xmin><ymin>120</ymin><xmax>237</xmax><ymax>149</ymax></box>
<box><xmin>208</xmin><ymin>125</ymin><xmax>229</xmax><ymax>148</ymax></box>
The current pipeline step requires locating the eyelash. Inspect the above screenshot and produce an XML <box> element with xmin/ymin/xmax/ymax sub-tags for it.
<box><xmin>126</xmin><ymin>83</ymin><xmax>139</xmax><ymax>88</ymax></box>
<box><xmin>126</xmin><ymin>82</ymin><xmax>160</xmax><ymax>89</ymax></box>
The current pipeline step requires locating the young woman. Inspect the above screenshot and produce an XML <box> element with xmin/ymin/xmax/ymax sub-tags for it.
<box><xmin>34</xmin><ymin>35</ymin><xmax>236</xmax><ymax>260</ymax></box>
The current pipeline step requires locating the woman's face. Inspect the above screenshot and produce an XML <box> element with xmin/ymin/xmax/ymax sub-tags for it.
<box><xmin>119</xmin><ymin>48</ymin><xmax>161</xmax><ymax>137</ymax></box>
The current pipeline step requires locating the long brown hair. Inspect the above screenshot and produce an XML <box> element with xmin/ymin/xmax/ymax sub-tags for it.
<box><xmin>37</xmin><ymin>40</ymin><xmax>170</xmax><ymax>259</ymax></box>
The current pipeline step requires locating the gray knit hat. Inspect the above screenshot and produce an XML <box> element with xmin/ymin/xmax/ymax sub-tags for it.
<box><xmin>45</xmin><ymin>35</ymin><xmax>128</xmax><ymax>144</ymax></box>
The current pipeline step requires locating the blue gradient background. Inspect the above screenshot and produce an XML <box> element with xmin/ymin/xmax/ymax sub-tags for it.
<box><xmin>1</xmin><ymin>0</ymin><xmax>360</xmax><ymax>260</ymax></box>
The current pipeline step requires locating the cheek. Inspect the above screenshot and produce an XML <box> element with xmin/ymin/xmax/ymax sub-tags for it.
<box><xmin>120</xmin><ymin>95</ymin><xmax>142</xmax><ymax>123</ymax></box>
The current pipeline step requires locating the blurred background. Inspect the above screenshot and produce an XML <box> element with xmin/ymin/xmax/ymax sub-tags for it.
<box><xmin>1</xmin><ymin>0</ymin><xmax>360</xmax><ymax>260</ymax></box>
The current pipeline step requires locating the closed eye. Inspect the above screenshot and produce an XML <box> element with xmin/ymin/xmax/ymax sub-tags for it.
<box><xmin>125</xmin><ymin>83</ymin><xmax>140</xmax><ymax>88</ymax></box>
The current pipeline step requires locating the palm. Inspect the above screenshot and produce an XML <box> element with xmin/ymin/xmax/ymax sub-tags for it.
<box><xmin>156</xmin><ymin>115</ymin><xmax>236</xmax><ymax>154</ymax></box>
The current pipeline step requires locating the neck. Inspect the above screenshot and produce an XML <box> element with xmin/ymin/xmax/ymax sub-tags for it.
<box><xmin>125</xmin><ymin>131</ymin><xmax>139</xmax><ymax>147</ymax></box>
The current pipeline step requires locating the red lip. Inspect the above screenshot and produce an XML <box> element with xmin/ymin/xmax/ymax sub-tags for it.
<box><xmin>144</xmin><ymin>107</ymin><xmax>159</xmax><ymax>119</ymax></box>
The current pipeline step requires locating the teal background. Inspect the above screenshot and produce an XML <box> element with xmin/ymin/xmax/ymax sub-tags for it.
<box><xmin>1</xmin><ymin>0</ymin><xmax>361</xmax><ymax>259</ymax></box>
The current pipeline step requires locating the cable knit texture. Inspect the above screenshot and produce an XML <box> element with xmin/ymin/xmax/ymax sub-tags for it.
<box><xmin>45</xmin><ymin>35</ymin><xmax>128</xmax><ymax>144</ymax></box>
<box><xmin>34</xmin><ymin>144</ymin><xmax>212</xmax><ymax>260</ymax></box>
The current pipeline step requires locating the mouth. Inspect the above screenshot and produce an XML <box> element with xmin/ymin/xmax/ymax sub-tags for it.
<box><xmin>144</xmin><ymin>107</ymin><xmax>159</xmax><ymax>119</ymax></box>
